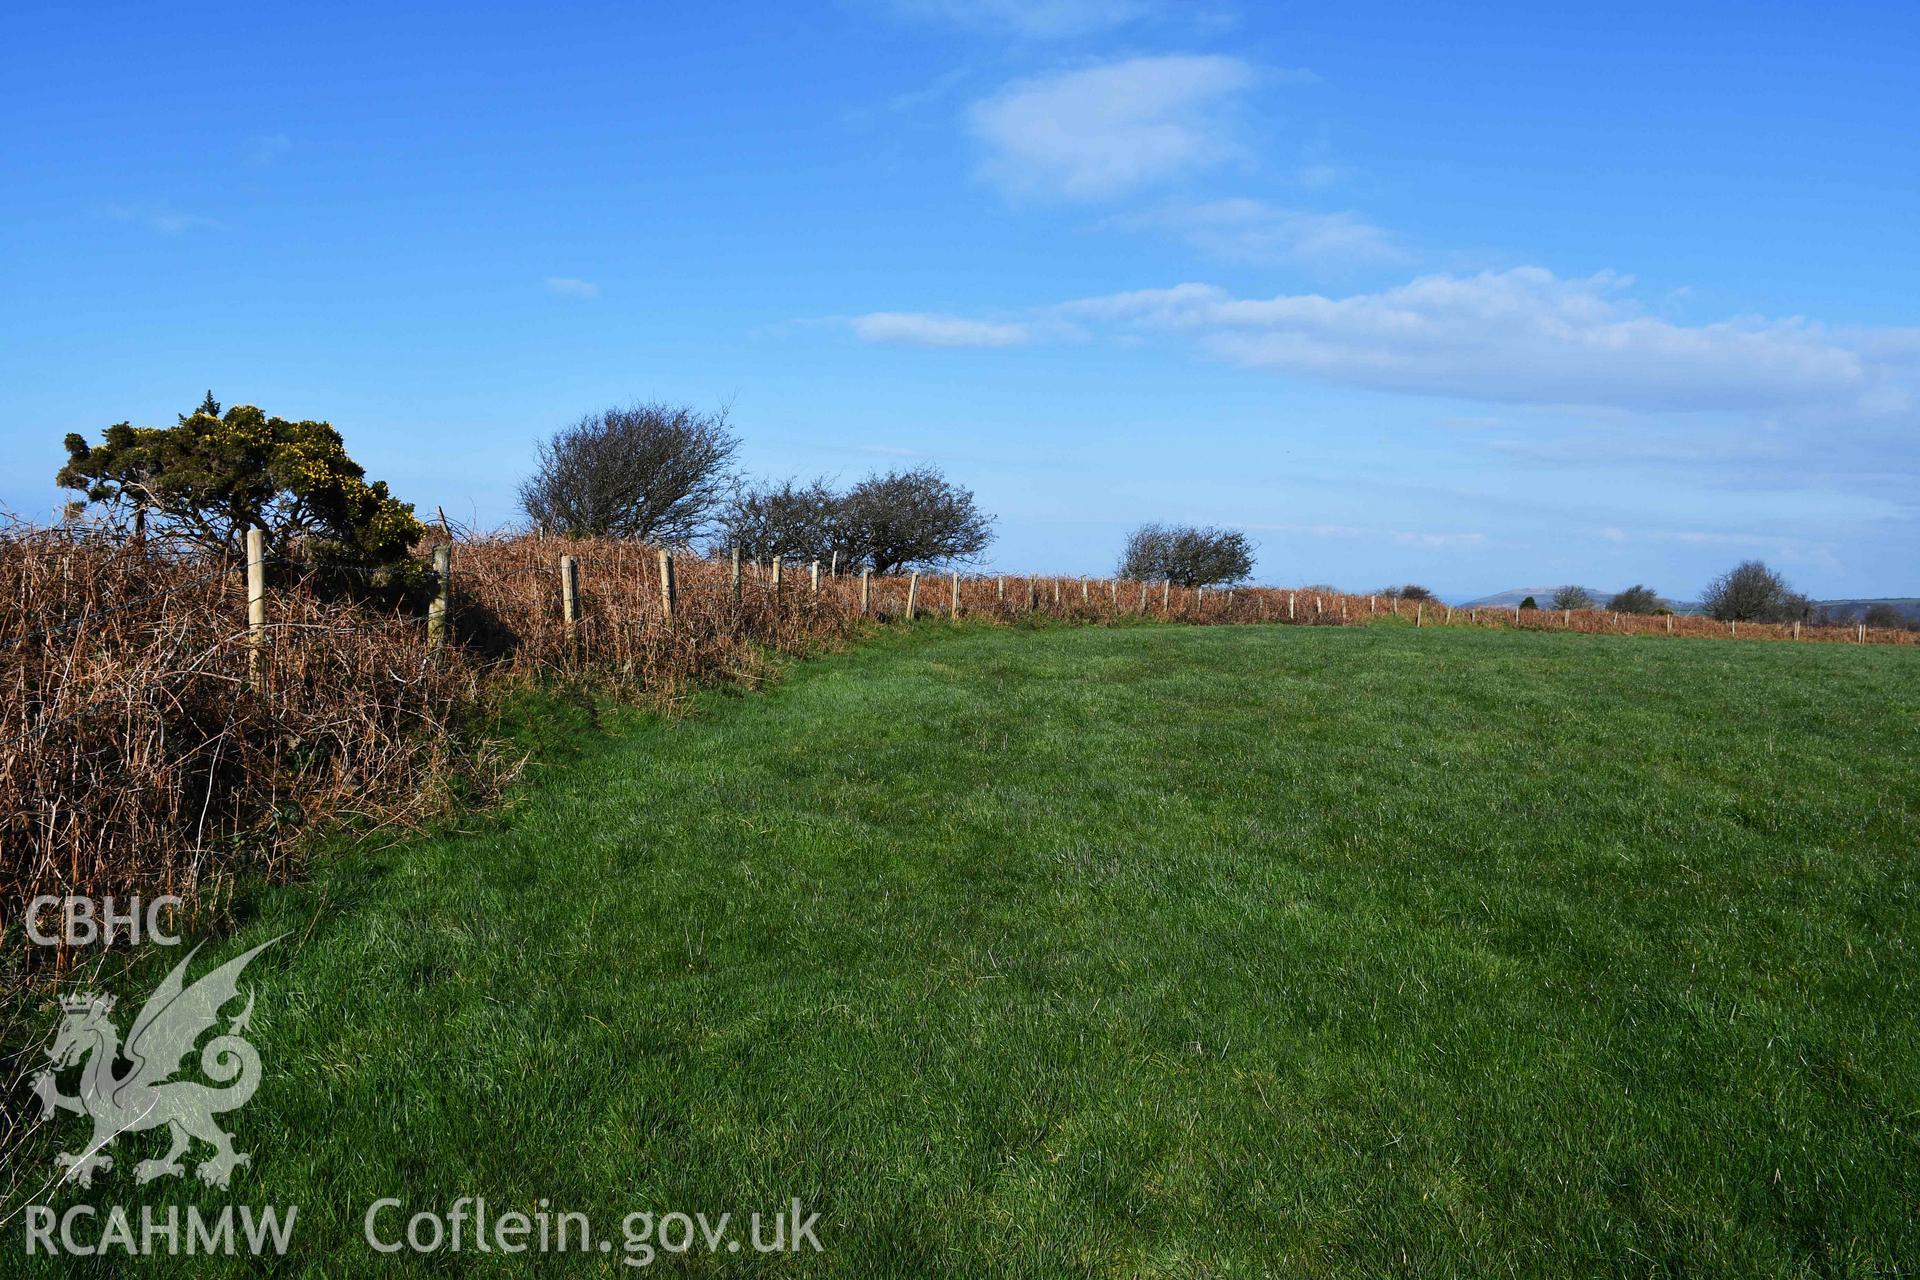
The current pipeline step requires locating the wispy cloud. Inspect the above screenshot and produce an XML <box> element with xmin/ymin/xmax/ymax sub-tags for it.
<box><xmin>1277</xmin><ymin>523</ymin><xmax>1491</xmax><ymax>551</ymax></box>
<box><xmin>886</xmin><ymin>66</ymin><xmax>974</xmax><ymax>113</ymax></box>
<box><xmin>889</xmin><ymin>0</ymin><xmax>1153</xmax><ymax>38</ymax></box>
<box><xmin>1601</xmin><ymin>526</ymin><xmax>1764</xmax><ymax>546</ymax></box>
<box><xmin>850</xmin><ymin>311</ymin><xmax>1034</xmax><ymax>347</ymax></box>
<box><xmin>103</xmin><ymin>204</ymin><xmax>224</xmax><ymax>235</ymax></box>
<box><xmin>1598</xmin><ymin>524</ymin><xmax>1840</xmax><ymax>570</ymax></box>
<box><xmin>1115</xmin><ymin>198</ymin><xmax>1408</xmax><ymax>267</ymax></box>
<box><xmin>1056</xmin><ymin>268</ymin><xmax>1907</xmax><ymax>415</ymax></box>
<box><xmin>248</xmin><ymin>133</ymin><xmax>292</xmax><ymax>164</ymax></box>
<box><xmin>1487</xmin><ymin>428</ymin><xmax>1796</xmax><ymax>466</ymax></box>
<box><xmin>969</xmin><ymin>55</ymin><xmax>1256</xmax><ymax>200</ymax></box>
<box><xmin>544</xmin><ymin>276</ymin><xmax>600</xmax><ymax>299</ymax></box>
<box><xmin>1394</xmin><ymin>530</ymin><xmax>1489</xmax><ymax>550</ymax></box>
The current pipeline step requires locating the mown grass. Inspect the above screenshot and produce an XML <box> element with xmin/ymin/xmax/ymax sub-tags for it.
<box><xmin>12</xmin><ymin>624</ymin><xmax>1920</xmax><ymax>1276</ymax></box>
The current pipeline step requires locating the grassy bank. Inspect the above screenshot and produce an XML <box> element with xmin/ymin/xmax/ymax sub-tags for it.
<box><xmin>11</xmin><ymin>624</ymin><xmax>1919</xmax><ymax>1276</ymax></box>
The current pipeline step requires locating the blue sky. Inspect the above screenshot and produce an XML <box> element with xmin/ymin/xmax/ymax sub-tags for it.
<box><xmin>3</xmin><ymin>0</ymin><xmax>1915</xmax><ymax>599</ymax></box>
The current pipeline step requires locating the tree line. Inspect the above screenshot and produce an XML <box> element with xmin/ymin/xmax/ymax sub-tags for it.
<box><xmin>56</xmin><ymin>397</ymin><xmax>1001</xmax><ymax>587</ymax></box>
<box><xmin>1518</xmin><ymin>566</ymin><xmax>1874</xmax><ymax>625</ymax></box>
<box><xmin>51</xmin><ymin>394</ymin><xmax>1906</xmax><ymax>626</ymax></box>
<box><xmin>516</xmin><ymin>403</ymin><xmax>995</xmax><ymax>575</ymax></box>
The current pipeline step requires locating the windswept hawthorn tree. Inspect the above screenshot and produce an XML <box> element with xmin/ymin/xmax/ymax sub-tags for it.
<box><xmin>1118</xmin><ymin>523</ymin><xmax>1254</xmax><ymax>587</ymax></box>
<box><xmin>1700</xmin><ymin>560</ymin><xmax>1810</xmax><ymax>623</ymax></box>
<box><xmin>58</xmin><ymin>401</ymin><xmax>429</xmax><ymax>600</ymax></box>
<box><xmin>837</xmin><ymin>467</ymin><xmax>994</xmax><ymax>576</ymax></box>
<box><xmin>708</xmin><ymin>477</ymin><xmax>846</xmax><ymax>565</ymax></box>
<box><xmin>1608</xmin><ymin>584</ymin><xmax>1663</xmax><ymax>614</ymax></box>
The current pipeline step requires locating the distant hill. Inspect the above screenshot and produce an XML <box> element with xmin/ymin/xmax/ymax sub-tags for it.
<box><xmin>1814</xmin><ymin>598</ymin><xmax>1920</xmax><ymax>623</ymax></box>
<box><xmin>1454</xmin><ymin>586</ymin><xmax>1698</xmax><ymax>611</ymax></box>
<box><xmin>1457</xmin><ymin>588</ymin><xmax>1918</xmax><ymax>622</ymax></box>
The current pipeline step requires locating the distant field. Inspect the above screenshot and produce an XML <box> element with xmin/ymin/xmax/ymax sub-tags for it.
<box><xmin>15</xmin><ymin>624</ymin><xmax>1920</xmax><ymax>1276</ymax></box>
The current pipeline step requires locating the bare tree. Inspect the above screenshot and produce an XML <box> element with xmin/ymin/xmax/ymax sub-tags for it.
<box><xmin>1381</xmin><ymin>584</ymin><xmax>1436</xmax><ymax>602</ymax></box>
<box><xmin>1607</xmin><ymin>584</ymin><xmax>1662</xmax><ymax>614</ymax></box>
<box><xmin>519</xmin><ymin>403</ymin><xmax>738</xmax><ymax>542</ymax></box>
<box><xmin>1118</xmin><ymin>524</ymin><xmax>1254</xmax><ymax>587</ymax></box>
<box><xmin>1550</xmin><ymin>585</ymin><xmax>1596</xmax><ymax>611</ymax></box>
<box><xmin>1701</xmin><ymin>560</ymin><xmax>1806</xmax><ymax>622</ymax></box>
<box><xmin>709</xmin><ymin>478</ymin><xmax>843</xmax><ymax>564</ymax></box>
<box><xmin>837</xmin><ymin>467</ymin><xmax>994</xmax><ymax>575</ymax></box>
<box><xmin>1862</xmin><ymin>603</ymin><xmax>1905</xmax><ymax>629</ymax></box>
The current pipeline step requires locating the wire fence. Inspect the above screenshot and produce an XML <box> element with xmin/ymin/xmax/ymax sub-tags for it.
<box><xmin>3</xmin><ymin>526</ymin><xmax>1914</xmax><ymax>978</ymax></box>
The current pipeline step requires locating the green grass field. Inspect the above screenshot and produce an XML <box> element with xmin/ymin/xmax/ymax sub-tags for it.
<box><xmin>15</xmin><ymin>624</ymin><xmax>1920</xmax><ymax>1276</ymax></box>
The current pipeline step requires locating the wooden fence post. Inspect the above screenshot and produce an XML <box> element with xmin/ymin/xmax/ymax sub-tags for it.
<box><xmin>1858</xmin><ymin>622</ymin><xmax>1866</xmax><ymax>643</ymax></box>
<box><xmin>730</xmin><ymin>546</ymin><xmax>742</xmax><ymax>601</ymax></box>
<box><xmin>560</xmin><ymin>553</ymin><xmax>580</xmax><ymax>639</ymax></box>
<box><xmin>1369</xmin><ymin>595</ymin><xmax>1376</xmax><ymax>614</ymax></box>
<box><xmin>1793</xmin><ymin>620</ymin><xmax>1801</xmax><ymax>640</ymax></box>
<box><xmin>1666</xmin><ymin>614</ymin><xmax>1673</xmax><ymax>634</ymax></box>
<box><xmin>1052</xmin><ymin>580</ymin><xmax>1060</xmax><ymax>608</ymax></box>
<box><xmin>1288</xmin><ymin>591</ymin><xmax>1295</xmax><ymax>620</ymax></box>
<box><xmin>1138</xmin><ymin>581</ymin><xmax>1147</xmax><ymax>613</ymax></box>
<box><xmin>427</xmin><ymin>543</ymin><xmax>451</xmax><ymax>649</ymax></box>
<box><xmin>906</xmin><ymin>571</ymin><xmax>919</xmax><ymax>620</ymax></box>
<box><xmin>996</xmin><ymin>576</ymin><xmax>1005</xmax><ymax>606</ymax></box>
<box><xmin>246</xmin><ymin>527</ymin><xmax>267</xmax><ymax>689</ymax></box>
<box><xmin>1108</xmin><ymin>579</ymin><xmax>1117</xmax><ymax>607</ymax></box>
<box><xmin>1564</xmin><ymin>609</ymin><xmax>1572</xmax><ymax>625</ymax></box>
<box><xmin>1080</xmin><ymin>579</ymin><xmax>1089</xmax><ymax>605</ymax></box>
<box><xmin>829</xmin><ymin>550</ymin><xmax>839</xmax><ymax>579</ymax></box>
<box><xmin>659</xmin><ymin>549</ymin><xmax>676</xmax><ymax>624</ymax></box>
<box><xmin>771</xmin><ymin>555</ymin><xmax>782</xmax><ymax>591</ymax></box>
<box><xmin>1416</xmin><ymin>603</ymin><xmax>1423</xmax><ymax>627</ymax></box>
<box><xmin>951</xmin><ymin>569</ymin><xmax>960</xmax><ymax>619</ymax></box>
<box><xmin>860</xmin><ymin>568</ymin><xmax>871</xmax><ymax>614</ymax></box>
<box><xmin>810</xmin><ymin>560</ymin><xmax>821</xmax><ymax>594</ymax></box>
<box><xmin>1027</xmin><ymin>578</ymin><xmax>1037</xmax><ymax>612</ymax></box>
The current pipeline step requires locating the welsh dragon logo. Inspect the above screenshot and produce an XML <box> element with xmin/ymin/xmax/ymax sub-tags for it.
<box><xmin>30</xmin><ymin>938</ymin><xmax>279</xmax><ymax>1189</ymax></box>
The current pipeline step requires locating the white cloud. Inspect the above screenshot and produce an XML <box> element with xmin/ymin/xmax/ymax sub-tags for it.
<box><xmin>969</xmin><ymin>55</ymin><xmax>1255</xmax><ymax>200</ymax></box>
<box><xmin>891</xmin><ymin>0</ymin><xmax>1151</xmax><ymax>38</ymax></box>
<box><xmin>851</xmin><ymin>311</ymin><xmax>1033</xmax><ymax>347</ymax></box>
<box><xmin>1394</xmin><ymin>530</ymin><xmax>1489</xmax><ymax>550</ymax></box>
<box><xmin>1117</xmin><ymin>198</ymin><xmax>1407</xmax><ymax>267</ymax></box>
<box><xmin>1058</xmin><ymin>268</ymin><xmax>1907</xmax><ymax>414</ymax></box>
<box><xmin>544</xmin><ymin>277</ymin><xmax>600</xmax><ymax>299</ymax></box>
